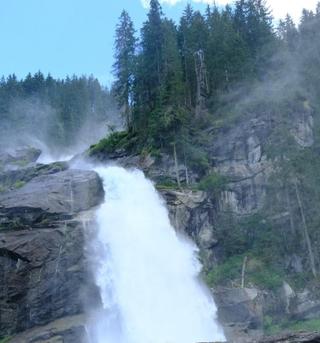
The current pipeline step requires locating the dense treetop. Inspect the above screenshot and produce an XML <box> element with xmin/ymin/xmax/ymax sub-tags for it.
<box><xmin>111</xmin><ymin>0</ymin><xmax>320</xmax><ymax>158</ymax></box>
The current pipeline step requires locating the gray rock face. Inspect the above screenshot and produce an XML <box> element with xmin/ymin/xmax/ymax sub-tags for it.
<box><xmin>209</xmin><ymin>117</ymin><xmax>273</xmax><ymax>215</ymax></box>
<box><xmin>161</xmin><ymin>188</ymin><xmax>218</xmax><ymax>265</ymax></box>
<box><xmin>0</xmin><ymin>153</ymin><xmax>104</xmax><ymax>341</ymax></box>
<box><xmin>213</xmin><ymin>287</ymin><xmax>264</xmax><ymax>343</ymax></box>
<box><xmin>9</xmin><ymin>315</ymin><xmax>88</xmax><ymax>343</ymax></box>
<box><xmin>0</xmin><ymin>221</ymin><xmax>99</xmax><ymax>337</ymax></box>
<box><xmin>0</xmin><ymin>169</ymin><xmax>104</xmax><ymax>215</ymax></box>
<box><xmin>290</xmin><ymin>106</ymin><xmax>314</xmax><ymax>148</ymax></box>
<box><xmin>0</xmin><ymin>161</ymin><xmax>68</xmax><ymax>193</ymax></box>
<box><xmin>0</xmin><ymin>147</ymin><xmax>42</xmax><ymax>172</ymax></box>
<box><xmin>208</xmin><ymin>106</ymin><xmax>314</xmax><ymax>216</ymax></box>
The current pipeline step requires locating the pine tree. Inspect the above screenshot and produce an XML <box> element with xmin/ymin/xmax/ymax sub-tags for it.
<box><xmin>234</xmin><ymin>0</ymin><xmax>274</xmax><ymax>72</ymax></box>
<box><xmin>178</xmin><ymin>4</ymin><xmax>195</xmax><ymax>106</ymax></box>
<box><xmin>178</xmin><ymin>7</ymin><xmax>208</xmax><ymax>107</ymax></box>
<box><xmin>278</xmin><ymin>15</ymin><xmax>298</xmax><ymax>51</ymax></box>
<box><xmin>140</xmin><ymin>0</ymin><xmax>164</xmax><ymax>110</ymax></box>
<box><xmin>113</xmin><ymin>10</ymin><xmax>136</xmax><ymax>129</ymax></box>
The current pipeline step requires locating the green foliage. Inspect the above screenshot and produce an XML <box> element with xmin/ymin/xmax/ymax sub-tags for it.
<box><xmin>113</xmin><ymin>10</ymin><xmax>136</xmax><ymax>129</ymax></box>
<box><xmin>156</xmin><ymin>177</ymin><xmax>179</xmax><ymax>190</ymax></box>
<box><xmin>198</xmin><ymin>172</ymin><xmax>228</xmax><ymax>194</ymax></box>
<box><xmin>0</xmin><ymin>337</ymin><xmax>11</xmax><ymax>343</ymax></box>
<box><xmin>287</xmin><ymin>318</ymin><xmax>320</xmax><ymax>332</ymax></box>
<box><xmin>89</xmin><ymin>131</ymin><xmax>136</xmax><ymax>155</ymax></box>
<box><xmin>264</xmin><ymin>317</ymin><xmax>320</xmax><ymax>336</ymax></box>
<box><xmin>247</xmin><ymin>262</ymin><xmax>283</xmax><ymax>290</ymax></box>
<box><xmin>205</xmin><ymin>255</ymin><xmax>243</xmax><ymax>286</ymax></box>
<box><xmin>205</xmin><ymin>254</ymin><xmax>283</xmax><ymax>290</ymax></box>
<box><xmin>13</xmin><ymin>181</ymin><xmax>26</xmax><ymax>189</ymax></box>
<box><xmin>0</xmin><ymin>185</ymin><xmax>6</xmax><ymax>193</ymax></box>
<box><xmin>110</xmin><ymin>0</ymin><xmax>278</xmax><ymax>162</ymax></box>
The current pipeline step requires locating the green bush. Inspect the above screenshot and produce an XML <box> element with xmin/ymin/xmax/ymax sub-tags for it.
<box><xmin>205</xmin><ymin>255</ymin><xmax>243</xmax><ymax>287</ymax></box>
<box><xmin>156</xmin><ymin>177</ymin><xmax>178</xmax><ymax>190</ymax></box>
<box><xmin>288</xmin><ymin>318</ymin><xmax>320</xmax><ymax>331</ymax></box>
<box><xmin>264</xmin><ymin>317</ymin><xmax>320</xmax><ymax>336</ymax></box>
<box><xmin>205</xmin><ymin>254</ymin><xmax>284</xmax><ymax>290</ymax></box>
<box><xmin>89</xmin><ymin>131</ymin><xmax>137</xmax><ymax>155</ymax></box>
<box><xmin>0</xmin><ymin>337</ymin><xmax>11</xmax><ymax>343</ymax></box>
<box><xmin>198</xmin><ymin>172</ymin><xmax>228</xmax><ymax>194</ymax></box>
<box><xmin>13</xmin><ymin>181</ymin><xmax>26</xmax><ymax>189</ymax></box>
<box><xmin>248</xmin><ymin>266</ymin><xmax>283</xmax><ymax>290</ymax></box>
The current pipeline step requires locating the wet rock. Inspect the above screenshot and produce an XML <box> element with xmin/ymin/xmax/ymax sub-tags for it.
<box><xmin>0</xmin><ymin>151</ymin><xmax>104</xmax><ymax>338</ymax></box>
<box><xmin>0</xmin><ymin>161</ymin><xmax>68</xmax><ymax>193</ymax></box>
<box><xmin>0</xmin><ymin>219</ymin><xmax>100</xmax><ymax>337</ymax></box>
<box><xmin>0</xmin><ymin>147</ymin><xmax>42</xmax><ymax>172</ymax></box>
<box><xmin>9</xmin><ymin>314</ymin><xmax>88</xmax><ymax>343</ymax></box>
<box><xmin>292</xmin><ymin>289</ymin><xmax>320</xmax><ymax>321</ymax></box>
<box><xmin>0</xmin><ymin>169</ymin><xmax>104</xmax><ymax>215</ymax></box>
<box><xmin>213</xmin><ymin>287</ymin><xmax>265</xmax><ymax>343</ymax></box>
<box><xmin>290</xmin><ymin>105</ymin><xmax>314</xmax><ymax>148</ymax></box>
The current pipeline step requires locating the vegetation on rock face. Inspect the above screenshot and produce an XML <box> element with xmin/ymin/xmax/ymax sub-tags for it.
<box><xmin>264</xmin><ymin>317</ymin><xmax>320</xmax><ymax>336</ymax></box>
<box><xmin>198</xmin><ymin>172</ymin><xmax>228</xmax><ymax>195</ymax></box>
<box><xmin>13</xmin><ymin>180</ymin><xmax>26</xmax><ymax>189</ymax></box>
<box><xmin>0</xmin><ymin>337</ymin><xmax>11</xmax><ymax>343</ymax></box>
<box><xmin>89</xmin><ymin>131</ymin><xmax>137</xmax><ymax>156</ymax></box>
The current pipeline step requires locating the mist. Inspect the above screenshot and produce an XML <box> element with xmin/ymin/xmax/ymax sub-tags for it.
<box><xmin>0</xmin><ymin>74</ymin><xmax>122</xmax><ymax>160</ymax></box>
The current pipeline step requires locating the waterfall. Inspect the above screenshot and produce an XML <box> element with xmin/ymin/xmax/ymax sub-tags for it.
<box><xmin>90</xmin><ymin>166</ymin><xmax>225</xmax><ymax>343</ymax></box>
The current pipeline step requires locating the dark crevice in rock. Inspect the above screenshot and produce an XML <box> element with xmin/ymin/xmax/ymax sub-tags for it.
<box><xmin>0</xmin><ymin>247</ymin><xmax>31</xmax><ymax>262</ymax></box>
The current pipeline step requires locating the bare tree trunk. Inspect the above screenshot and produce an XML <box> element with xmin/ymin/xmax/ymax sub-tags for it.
<box><xmin>183</xmin><ymin>145</ymin><xmax>189</xmax><ymax>186</ymax></box>
<box><xmin>285</xmin><ymin>185</ymin><xmax>296</xmax><ymax>235</ymax></box>
<box><xmin>241</xmin><ymin>256</ymin><xmax>248</xmax><ymax>288</ymax></box>
<box><xmin>173</xmin><ymin>142</ymin><xmax>181</xmax><ymax>188</ymax></box>
<box><xmin>294</xmin><ymin>178</ymin><xmax>317</xmax><ymax>278</ymax></box>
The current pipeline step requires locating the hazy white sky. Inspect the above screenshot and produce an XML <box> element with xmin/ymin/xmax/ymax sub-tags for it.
<box><xmin>141</xmin><ymin>0</ymin><xmax>318</xmax><ymax>22</ymax></box>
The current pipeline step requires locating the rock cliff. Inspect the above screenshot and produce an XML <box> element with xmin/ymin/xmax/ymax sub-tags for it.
<box><xmin>0</xmin><ymin>149</ymin><xmax>103</xmax><ymax>342</ymax></box>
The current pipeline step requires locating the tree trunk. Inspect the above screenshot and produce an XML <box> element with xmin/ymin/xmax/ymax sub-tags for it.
<box><xmin>294</xmin><ymin>178</ymin><xmax>317</xmax><ymax>278</ymax></box>
<box><xmin>173</xmin><ymin>142</ymin><xmax>181</xmax><ymax>188</ymax></box>
<box><xmin>241</xmin><ymin>256</ymin><xmax>248</xmax><ymax>288</ymax></box>
<box><xmin>285</xmin><ymin>184</ymin><xmax>296</xmax><ymax>235</ymax></box>
<box><xmin>183</xmin><ymin>145</ymin><xmax>189</xmax><ymax>186</ymax></box>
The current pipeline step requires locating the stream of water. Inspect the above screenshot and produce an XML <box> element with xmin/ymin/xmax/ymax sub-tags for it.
<box><xmin>90</xmin><ymin>166</ymin><xmax>225</xmax><ymax>343</ymax></box>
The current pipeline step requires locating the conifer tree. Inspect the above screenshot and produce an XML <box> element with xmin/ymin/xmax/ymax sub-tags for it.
<box><xmin>140</xmin><ymin>0</ymin><xmax>164</xmax><ymax>109</ymax></box>
<box><xmin>113</xmin><ymin>10</ymin><xmax>136</xmax><ymax>129</ymax></box>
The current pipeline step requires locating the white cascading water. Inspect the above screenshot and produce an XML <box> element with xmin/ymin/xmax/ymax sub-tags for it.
<box><xmin>90</xmin><ymin>166</ymin><xmax>225</xmax><ymax>343</ymax></box>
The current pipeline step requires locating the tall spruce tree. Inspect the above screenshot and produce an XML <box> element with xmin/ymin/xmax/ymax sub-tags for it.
<box><xmin>140</xmin><ymin>0</ymin><xmax>164</xmax><ymax>110</ymax></box>
<box><xmin>178</xmin><ymin>4</ymin><xmax>195</xmax><ymax>107</ymax></box>
<box><xmin>113</xmin><ymin>10</ymin><xmax>136</xmax><ymax>129</ymax></box>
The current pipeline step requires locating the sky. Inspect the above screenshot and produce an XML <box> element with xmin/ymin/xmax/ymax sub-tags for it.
<box><xmin>0</xmin><ymin>0</ymin><xmax>318</xmax><ymax>86</ymax></box>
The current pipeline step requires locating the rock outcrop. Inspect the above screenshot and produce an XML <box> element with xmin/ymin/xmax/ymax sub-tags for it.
<box><xmin>0</xmin><ymin>149</ymin><xmax>104</xmax><ymax>342</ymax></box>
